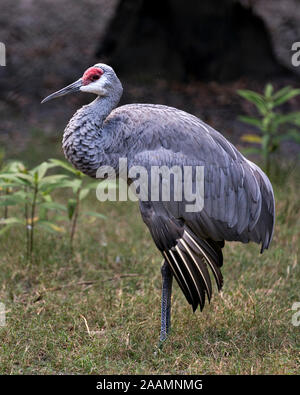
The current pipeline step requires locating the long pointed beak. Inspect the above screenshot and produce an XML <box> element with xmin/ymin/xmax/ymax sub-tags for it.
<box><xmin>41</xmin><ymin>78</ymin><xmax>82</xmax><ymax>103</ymax></box>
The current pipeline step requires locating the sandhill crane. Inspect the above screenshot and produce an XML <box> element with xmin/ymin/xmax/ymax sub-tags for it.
<box><xmin>42</xmin><ymin>64</ymin><xmax>275</xmax><ymax>343</ymax></box>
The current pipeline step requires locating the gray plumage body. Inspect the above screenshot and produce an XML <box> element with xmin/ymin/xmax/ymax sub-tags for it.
<box><xmin>46</xmin><ymin>63</ymin><xmax>275</xmax><ymax>321</ymax></box>
<box><xmin>62</xmin><ymin>97</ymin><xmax>275</xmax><ymax>311</ymax></box>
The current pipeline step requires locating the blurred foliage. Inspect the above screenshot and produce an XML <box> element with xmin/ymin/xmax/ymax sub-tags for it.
<box><xmin>0</xmin><ymin>157</ymin><xmax>108</xmax><ymax>260</ymax></box>
<box><xmin>49</xmin><ymin>159</ymin><xmax>108</xmax><ymax>251</ymax></box>
<box><xmin>238</xmin><ymin>84</ymin><xmax>300</xmax><ymax>175</ymax></box>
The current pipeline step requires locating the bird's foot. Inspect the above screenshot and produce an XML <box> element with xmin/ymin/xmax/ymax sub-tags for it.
<box><xmin>157</xmin><ymin>330</ymin><xmax>170</xmax><ymax>350</ymax></box>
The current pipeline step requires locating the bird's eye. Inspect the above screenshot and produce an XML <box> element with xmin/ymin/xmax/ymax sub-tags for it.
<box><xmin>91</xmin><ymin>75</ymin><xmax>100</xmax><ymax>81</ymax></box>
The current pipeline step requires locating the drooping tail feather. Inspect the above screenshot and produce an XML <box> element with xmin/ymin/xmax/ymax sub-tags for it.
<box><xmin>163</xmin><ymin>228</ymin><xmax>224</xmax><ymax>311</ymax></box>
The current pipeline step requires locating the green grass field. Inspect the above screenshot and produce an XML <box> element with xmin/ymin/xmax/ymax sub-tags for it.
<box><xmin>0</xmin><ymin>132</ymin><xmax>299</xmax><ymax>374</ymax></box>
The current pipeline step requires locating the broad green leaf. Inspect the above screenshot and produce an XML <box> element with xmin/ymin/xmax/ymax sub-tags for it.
<box><xmin>272</xmin><ymin>86</ymin><xmax>291</xmax><ymax>100</ymax></box>
<box><xmin>39</xmin><ymin>175</ymin><xmax>68</xmax><ymax>189</ymax></box>
<box><xmin>0</xmin><ymin>174</ymin><xmax>16</xmax><ymax>180</ymax></box>
<box><xmin>15</xmin><ymin>173</ymin><xmax>34</xmax><ymax>183</ymax></box>
<box><xmin>272</xmin><ymin>113</ymin><xmax>300</xmax><ymax>131</ymax></box>
<box><xmin>36</xmin><ymin>162</ymin><xmax>49</xmax><ymax>181</ymax></box>
<box><xmin>31</xmin><ymin>161</ymin><xmax>56</xmax><ymax>175</ymax></box>
<box><xmin>237</xmin><ymin>90</ymin><xmax>267</xmax><ymax>114</ymax></box>
<box><xmin>49</xmin><ymin>159</ymin><xmax>82</xmax><ymax>176</ymax></box>
<box><xmin>273</xmin><ymin>89</ymin><xmax>300</xmax><ymax>107</ymax></box>
<box><xmin>0</xmin><ymin>174</ymin><xmax>30</xmax><ymax>186</ymax></box>
<box><xmin>238</xmin><ymin>116</ymin><xmax>262</xmax><ymax>128</ymax></box>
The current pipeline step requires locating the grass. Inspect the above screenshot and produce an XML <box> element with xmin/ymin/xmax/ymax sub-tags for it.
<box><xmin>0</xmin><ymin>132</ymin><xmax>299</xmax><ymax>375</ymax></box>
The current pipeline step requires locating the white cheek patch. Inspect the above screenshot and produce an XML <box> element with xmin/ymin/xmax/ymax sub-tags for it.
<box><xmin>80</xmin><ymin>77</ymin><xmax>108</xmax><ymax>95</ymax></box>
<box><xmin>80</xmin><ymin>84</ymin><xmax>97</xmax><ymax>94</ymax></box>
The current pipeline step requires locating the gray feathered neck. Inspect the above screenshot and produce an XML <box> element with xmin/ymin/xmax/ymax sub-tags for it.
<box><xmin>62</xmin><ymin>90</ymin><xmax>122</xmax><ymax>177</ymax></box>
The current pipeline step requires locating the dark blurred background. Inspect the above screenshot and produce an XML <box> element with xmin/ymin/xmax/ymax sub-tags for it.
<box><xmin>0</xmin><ymin>0</ymin><xmax>300</xmax><ymax>157</ymax></box>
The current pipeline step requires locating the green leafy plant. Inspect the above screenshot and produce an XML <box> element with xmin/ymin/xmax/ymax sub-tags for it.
<box><xmin>0</xmin><ymin>160</ymin><xmax>24</xmax><ymax>219</ymax></box>
<box><xmin>49</xmin><ymin>159</ymin><xmax>107</xmax><ymax>250</ymax></box>
<box><xmin>0</xmin><ymin>157</ymin><xmax>111</xmax><ymax>258</ymax></box>
<box><xmin>237</xmin><ymin>84</ymin><xmax>300</xmax><ymax>175</ymax></box>
<box><xmin>0</xmin><ymin>161</ymin><xmax>67</xmax><ymax>260</ymax></box>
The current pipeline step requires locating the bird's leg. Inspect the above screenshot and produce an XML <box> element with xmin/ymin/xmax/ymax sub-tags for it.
<box><xmin>159</xmin><ymin>260</ymin><xmax>173</xmax><ymax>344</ymax></box>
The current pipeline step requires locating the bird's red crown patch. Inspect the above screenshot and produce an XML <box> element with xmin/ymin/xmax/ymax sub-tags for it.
<box><xmin>82</xmin><ymin>67</ymin><xmax>103</xmax><ymax>85</ymax></box>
